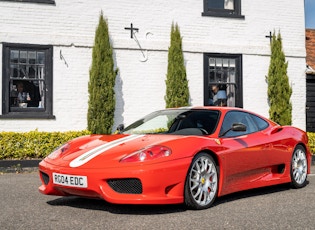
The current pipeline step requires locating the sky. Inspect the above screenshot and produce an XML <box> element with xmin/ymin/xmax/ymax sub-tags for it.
<box><xmin>305</xmin><ymin>0</ymin><xmax>315</xmax><ymax>28</ymax></box>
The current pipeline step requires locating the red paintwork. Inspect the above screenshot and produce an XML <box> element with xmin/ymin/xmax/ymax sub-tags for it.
<box><xmin>39</xmin><ymin>107</ymin><xmax>311</xmax><ymax>205</ymax></box>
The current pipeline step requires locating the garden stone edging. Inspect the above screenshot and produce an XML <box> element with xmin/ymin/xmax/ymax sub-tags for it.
<box><xmin>0</xmin><ymin>159</ymin><xmax>41</xmax><ymax>173</ymax></box>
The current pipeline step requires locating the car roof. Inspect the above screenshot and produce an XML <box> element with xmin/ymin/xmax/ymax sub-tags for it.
<box><xmin>175</xmin><ymin>106</ymin><xmax>275</xmax><ymax>124</ymax></box>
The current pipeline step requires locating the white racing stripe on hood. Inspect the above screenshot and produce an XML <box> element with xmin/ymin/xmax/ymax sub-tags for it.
<box><xmin>69</xmin><ymin>135</ymin><xmax>144</xmax><ymax>168</ymax></box>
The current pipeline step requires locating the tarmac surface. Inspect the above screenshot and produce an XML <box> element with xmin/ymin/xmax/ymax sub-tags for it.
<box><xmin>1</xmin><ymin>163</ymin><xmax>315</xmax><ymax>229</ymax></box>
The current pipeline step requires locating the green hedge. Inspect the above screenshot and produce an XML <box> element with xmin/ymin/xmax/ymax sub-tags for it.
<box><xmin>307</xmin><ymin>132</ymin><xmax>315</xmax><ymax>155</ymax></box>
<box><xmin>0</xmin><ymin>130</ymin><xmax>314</xmax><ymax>160</ymax></box>
<box><xmin>0</xmin><ymin>130</ymin><xmax>90</xmax><ymax>160</ymax></box>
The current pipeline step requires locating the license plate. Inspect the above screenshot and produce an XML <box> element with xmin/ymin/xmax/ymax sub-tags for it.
<box><xmin>52</xmin><ymin>173</ymin><xmax>88</xmax><ymax>188</ymax></box>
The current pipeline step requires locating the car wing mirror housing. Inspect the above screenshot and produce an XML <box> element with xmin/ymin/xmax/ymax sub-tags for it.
<box><xmin>220</xmin><ymin>123</ymin><xmax>247</xmax><ymax>137</ymax></box>
<box><xmin>116</xmin><ymin>124</ymin><xmax>124</xmax><ymax>133</ymax></box>
<box><xmin>231</xmin><ymin>123</ymin><xmax>247</xmax><ymax>132</ymax></box>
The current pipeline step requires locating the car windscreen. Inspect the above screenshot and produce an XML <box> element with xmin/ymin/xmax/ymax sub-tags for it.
<box><xmin>123</xmin><ymin>109</ymin><xmax>220</xmax><ymax>135</ymax></box>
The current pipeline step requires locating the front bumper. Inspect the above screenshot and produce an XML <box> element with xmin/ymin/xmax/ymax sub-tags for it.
<box><xmin>38</xmin><ymin>158</ymin><xmax>191</xmax><ymax>205</ymax></box>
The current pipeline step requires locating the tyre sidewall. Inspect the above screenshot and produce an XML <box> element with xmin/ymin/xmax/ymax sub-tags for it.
<box><xmin>184</xmin><ymin>153</ymin><xmax>219</xmax><ymax>210</ymax></box>
<box><xmin>290</xmin><ymin>145</ymin><xmax>308</xmax><ymax>189</ymax></box>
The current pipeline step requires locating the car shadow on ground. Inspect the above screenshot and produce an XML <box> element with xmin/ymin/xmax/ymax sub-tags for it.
<box><xmin>46</xmin><ymin>182</ymin><xmax>303</xmax><ymax>214</ymax></box>
<box><xmin>213</xmin><ymin>182</ymin><xmax>294</xmax><ymax>207</ymax></box>
<box><xmin>47</xmin><ymin>196</ymin><xmax>186</xmax><ymax>214</ymax></box>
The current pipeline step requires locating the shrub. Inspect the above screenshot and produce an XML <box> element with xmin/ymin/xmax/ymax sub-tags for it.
<box><xmin>307</xmin><ymin>132</ymin><xmax>315</xmax><ymax>154</ymax></box>
<box><xmin>0</xmin><ymin>130</ymin><xmax>313</xmax><ymax>160</ymax></box>
<box><xmin>0</xmin><ymin>130</ymin><xmax>90</xmax><ymax>160</ymax></box>
<box><xmin>165</xmin><ymin>22</ymin><xmax>190</xmax><ymax>108</ymax></box>
<box><xmin>266</xmin><ymin>31</ymin><xmax>292</xmax><ymax>125</ymax></box>
<box><xmin>88</xmin><ymin>12</ymin><xmax>118</xmax><ymax>134</ymax></box>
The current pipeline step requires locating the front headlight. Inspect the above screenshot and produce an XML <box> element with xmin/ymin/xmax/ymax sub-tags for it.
<box><xmin>47</xmin><ymin>143</ymin><xmax>70</xmax><ymax>159</ymax></box>
<box><xmin>120</xmin><ymin>145</ymin><xmax>172</xmax><ymax>163</ymax></box>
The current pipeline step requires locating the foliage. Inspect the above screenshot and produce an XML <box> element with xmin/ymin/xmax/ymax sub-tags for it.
<box><xmin>165</xmin><ymin>23</ymin><xmax>190</xmax><ymax>108</ymax></box>
<box><xmin>0</xmin><ymin>130</ymin><xmax>90</xmax><ymax>160</ymax></box>
<box><xmin>266</xmin><ymin>31</ymin><xmax>292</xmax><ymax>125</ymax></box>
<box><xmin>0</xmin><ymin>130</ymin><xmax>314</xmax><ymax>160</ymax></box>
<box><xmin>307</xmin><ymin>132</ymin><xmax>315</xmax><ymax>155</ymax></box>
<box><xmin>88</xmin><ymin>12</ymin><xmax>118</xmax><ymax>134</ymax></box>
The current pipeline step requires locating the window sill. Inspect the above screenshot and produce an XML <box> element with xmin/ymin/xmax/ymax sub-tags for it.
<box><xmin>1</xmin><ymin>0</ymin><xmax>55</xmax><ymax>4</ymax></box>
<box><xmin>202</xmin><ymin>12</ymin><xmax>245</xmax><ymax>19</ymax></box>
<box><xmin>0</xmin><ymin>113</ymin><xmax>56</xmax><ymax>119</ymax></box>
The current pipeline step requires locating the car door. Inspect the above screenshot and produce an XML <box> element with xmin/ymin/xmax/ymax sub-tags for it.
<box><xmin>219</xmin><ymin>111</ymin><xmax>272</xmax><ymax>195</ymax></box>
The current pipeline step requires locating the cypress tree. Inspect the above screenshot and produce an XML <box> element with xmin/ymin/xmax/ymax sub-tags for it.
<box><xmin>88</xmin><ymin>12</ymin><xmax>118</xmax><ymax>134</ymax></box>
<box><xmin>267</xmin><ymin>31</ymin><xmax>292</xmax><ymax>125</ymax></box>
<box><xmin>165</xmin><ymin>23</ymin><xmax>190</xmax><ymax>108</ymax></box>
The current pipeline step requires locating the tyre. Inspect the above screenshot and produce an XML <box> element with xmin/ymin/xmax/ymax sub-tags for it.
<box><xmin>184</xmin><ymin>153</ymin><xmax>218</xmax><ymax>210</ymax></box>
<box><xmin>291</xmin><ymin>145</ymin><xmax>308</xmax><ymax>188</ymax></box>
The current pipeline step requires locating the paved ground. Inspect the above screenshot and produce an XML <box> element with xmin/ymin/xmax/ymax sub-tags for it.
<box><xmin>1</xmin><ymin>171</ymin><xmax>315</xmax><ymax>229</ymax></box>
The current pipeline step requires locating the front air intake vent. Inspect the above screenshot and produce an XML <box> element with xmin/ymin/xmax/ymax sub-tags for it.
<box><xmin>40</xmin><ymin>171</ymin><xmax>50</xmax><ymax>185</ymax></box>
<box><xmin>107</xmin><ymin>178</ymin><xmax>142</xmax><ymax>194</ymax></box>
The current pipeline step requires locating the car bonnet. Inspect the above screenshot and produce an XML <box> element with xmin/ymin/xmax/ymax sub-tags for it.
<box><xmin>46</xmin><ymin>134</ymin><xmax>188</xmax><ymax>169</ymax></box>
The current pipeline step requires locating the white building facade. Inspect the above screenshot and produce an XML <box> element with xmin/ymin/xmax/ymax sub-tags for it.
<box><xmin>0</xmin><ymin>0</ymin><xmax>307</xmax><ymax>132</ymax></box>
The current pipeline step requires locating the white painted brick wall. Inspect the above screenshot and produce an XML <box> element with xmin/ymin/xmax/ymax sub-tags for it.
<box><xmin>0</xmin><ymin>0</ymin><xmax>307</xmax><ymax>131</ymax></box>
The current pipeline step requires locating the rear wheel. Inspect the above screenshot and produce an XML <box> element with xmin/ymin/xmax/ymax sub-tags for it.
<box><xmin>184</xmin><ymin>153</ymin><xmax>218</xmax><ymax>210</ymax></box>
<box><xmin>291</xmin><ymin>145</ymin><xmax>308</xmax><ymax>188</ymax></box>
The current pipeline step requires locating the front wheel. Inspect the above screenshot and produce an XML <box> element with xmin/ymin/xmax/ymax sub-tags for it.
<box><xmin>184</xmin><ymin>153</ymin><xmax>218</xmax><ymax>210</ymax></box>
<box><xmin>291</xmin><ymin>145</ymin><xmax>308</xmax><ymax>188</ymax></box>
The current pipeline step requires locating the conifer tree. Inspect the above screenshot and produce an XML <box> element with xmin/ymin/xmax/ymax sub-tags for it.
<box><xmin>88</xmin><ymin>12</ymin><xmax>118</xmax><ymax>134</ymax></box>
<box><xmin>267</xmin><ymin>31</ymin><xmax>292</xmax><ymax>125</ymax></box>
<box><xmin>165</xmin><ymin>23</ymin><xmax>190</xmax><ymax>108</ymax></box>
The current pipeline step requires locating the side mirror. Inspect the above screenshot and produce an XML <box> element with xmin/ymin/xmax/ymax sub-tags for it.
<box><xmin>220</xmin><ymin>122</ymin><xmax>247</xmax><ymax>137</ymax></box>
<box><xmin>231</xmin><ymin>123</ymin><xmax>247</xmax><ymax>132</ymax></box>
<box><xmin>116</xmin><ymin>124</ymin><xmax>124</xmax><ymax>133</ymax></box>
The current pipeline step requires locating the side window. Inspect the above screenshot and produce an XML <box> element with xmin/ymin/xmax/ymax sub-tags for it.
<box><xmin>250</xmin><ymin>114</ymin><xmax>269</xmax><ymax>131</ymax></box>
<box><xmin>220</xmin><ymin>111</ymin><xmax>258</xmax><ymax>137</ymax></box>
<box><xmin>1</xmin><ymin>43</ymin><xmax>54</xmax><ymax>119</ymax></box>
<box><xmin>202</xmin><ymin>0</ymin><xmax>244</xmax><ymax>18</ymax></box>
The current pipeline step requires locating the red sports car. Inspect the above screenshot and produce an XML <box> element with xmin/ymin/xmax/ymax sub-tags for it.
<box><xmin>39</xmin><ymin>107</ymin><xmax>311</xmax><ymax>210</ymax></box>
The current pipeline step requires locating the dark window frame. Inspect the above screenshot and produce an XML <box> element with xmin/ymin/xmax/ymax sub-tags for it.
<box><xmin>0</xmin><ymin>0</ymin><xmax>55</xmax><ymax>4</ymax></box>
<box><xmin>203</xmin><ymin>53</ymin><xmax>243</xmax><ymax>108</ymax></box>
<box><xmin>202</xmin><ymin>0</ymin><xmax>245</xmax><ymax>19</ymax></box>
<box><xmin>1</xmin><ymin>43</ymin><xmax>55</xmax><ymax>119</ymax></box>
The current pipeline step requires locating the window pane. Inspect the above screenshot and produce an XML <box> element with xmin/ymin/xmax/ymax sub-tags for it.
<box><xmin>28</xmin><ymin>51</ymin><xmax>36</xmax><ymax>64</ymax></box>
<box><xmin>10</xmin><ymin>64</ymin><xmax>19</xmax><ymax>78</ymax></box>
<box><xmin>20</xmin><ymin>51</ymin><xmax>27</xmax><ymax>64</ymax></box>
<box><xmin>223</xmin><ymin>59</ymin><xmax>229</xmax><ymax>67</ymax></box>
<box><xmin>20</xmin><ymin>65</ymin><xmax>27</xmax><ymax>78</ymax></box>
<box><xmin>207</xmin><ymin>0</ymin><xmax>234</xmax><ymax>10</ymax></box>
<box><xmin>207</xmin><ymin>0</ymin><xmax>224</xmax><ymax>9</ymax></box>
<box><xmin>251</xmin><ymin>115</ymin><xmax>269</xmax><ymax>130</ymax></box>
<box><xmin>209</xmin><ymin>58</ymin><xmax>215</xmax><ymax>67</ymax></box>
<box><xmin>9</xmin><ymin>80</ymin><xmax>42</xmax><ymax>108</ymax></box>
<box><xmin>37</xmin><ymin>81</ymin><xmax>45</xmax><ymax>108</ymax></box>
<box><xmin>216</xmin><ymin>58</ymin><xmax>222</xmax><ymax>67</ymax></box>
<box><xmin>28</xmin><ymin>65</ymin><xmax>36</xmax><ymax>78</ymax></box>
<box><xmin>37</xmin><ymin>66</ymin><xmax>45</xmax><ymax>79</ymax></box>
<box><xmin>10</xmin><ymin>50</ymin><xmax>19</xmax><ymax>63</ymax></box>
<box><xmin>225</xmin><ymin>0</ymin><xmax>234</xmax><ymax>10</ymax></box>
<box><xmin>37</xmin><ymin>52</ymin><xmax>45</xmax><ymax>64</ymax></box>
